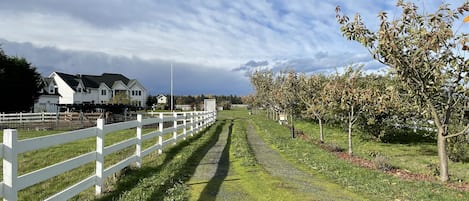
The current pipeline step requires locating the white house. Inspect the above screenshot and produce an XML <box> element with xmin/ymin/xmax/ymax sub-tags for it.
<box><xmin>50</xmin><ymin>72</ymin><xmax>147</xmax><ymax>107</ymax></box>
<box><xmin>156</xmin><ymin>94</ymin><xmax>167</xmax><ymax>104</ymax></box>
<box><xmin>33</xmin><ymin>78</ymin><xmax>60</xmax><ymax>112</ymax></box>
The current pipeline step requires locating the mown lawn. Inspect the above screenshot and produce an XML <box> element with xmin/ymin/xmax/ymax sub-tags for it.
<box><xmin>249</xmin><ymin>110</ymin><xmax>469</xmax><ymax>200</ymax></box>
<box><xmin>191</xmin><ymin>110</ymin><xmax>315</xmax><ymax>201</ymax></box>
<box><xmin>0</xmin><ymin>123</ymin><xmax>204</xmax><ymax>200</ymax></box>
<box><xmin>294</xmin><ymin>120</ymin><xmax>469</xmax><ymax>182</ymax></box>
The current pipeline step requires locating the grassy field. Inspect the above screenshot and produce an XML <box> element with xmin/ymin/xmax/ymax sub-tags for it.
<box><xmin>294</xmin><ymin>119</ymin><xmax>469</xmax><ymax>182</ymax></box>
<box><xmin>0</xmin><ymin>123</ymin><xmax>209</xmax><ymax>200</ymax></box>
<box><xmin>248</xmin><ymin>110</ymin><xmax>469</xmax><ymax>200</ymax></box>
<box><xmin>3</xmin><ymin>109</ymin><xmax>469</xmax><ymax>200</ymax></box>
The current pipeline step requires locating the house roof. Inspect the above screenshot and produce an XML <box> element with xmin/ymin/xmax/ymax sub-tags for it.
<box><xmin>54</xmin><ymin>72</ymin><xmax>131</xmax><ymax>90</ymax></box>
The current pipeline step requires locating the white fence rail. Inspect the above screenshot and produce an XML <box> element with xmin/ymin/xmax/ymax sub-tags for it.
<box><xmin>0</xmin><ymin>111</ymin><xmax>216</xmax><ymax>201</ymax></box>
<box><xmin>0</xmin><ymin>112</ymin><xmax>58</xmax><ymax>123</ymax></box>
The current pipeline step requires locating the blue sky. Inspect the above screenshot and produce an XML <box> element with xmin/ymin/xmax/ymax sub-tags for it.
<box><xmin>0</xmin><ymin>0</ymin><xmax>460</xmax><ymax>95</ymax></box>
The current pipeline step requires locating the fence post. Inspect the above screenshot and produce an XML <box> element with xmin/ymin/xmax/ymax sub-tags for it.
<box><xmin>203</xmin><ymin>112</ymin><xmax>207</xmax><ymax>129</ymax></box>
<box><xmin>190</xmin><ymin>112</ymin><xmax>194</xmax><ymax>137</ymax></box>
<box><xmin>95</xmin><ymin>119</ymin><xmax>105</xmax><ymax>195</ymax></box>
<box><xmin>183</xmin><ymin>113</ymin><xmax>187</xmax><ymax>140</ymax></box>
<box><xmin>173</xmin><ymin>113</ymin><xmax>177</xmax><ymax>144</ymax></box>
<box><xmin>158</xmin><ymin>113</ymin><xmax>163</xmax><ymax>154</ymax></box>
<box><xmin>195</xmin><ymin>112</ymin><xmax>199</xmax><ymax>134</ymax></box>
<box><xmin>136</xmin><ymin>114</ymin><xmax>142</xmax><ymax>168</ymax></box>
<box><xmin>3</xmin><ymin>129</ymin><xmax>18</xmax><ymax>201</ymax></box>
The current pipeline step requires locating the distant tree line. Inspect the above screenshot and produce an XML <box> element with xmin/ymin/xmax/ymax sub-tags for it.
<box><xmin>146</xmin><ymin>94</ymin><xmax>244</xmax><ymax>110</ymax></box>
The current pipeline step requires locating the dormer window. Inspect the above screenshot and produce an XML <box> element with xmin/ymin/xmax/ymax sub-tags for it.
<box><xmin>77</xmin><ymin>88</ymin><xmax>82</xmax><ymax>93</ymax></box>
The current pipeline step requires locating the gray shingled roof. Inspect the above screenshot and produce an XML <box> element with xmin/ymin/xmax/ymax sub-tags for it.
<box><xmin>55</xmin><ymin>72</ymin><xmax>131</xmax><ymax>90</ymax></box>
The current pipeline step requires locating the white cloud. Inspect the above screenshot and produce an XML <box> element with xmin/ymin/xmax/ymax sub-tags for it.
<box><xmin>1</xmin><ymin>0</ymin><xmax>465</xmax><ymax>94</ymax></box>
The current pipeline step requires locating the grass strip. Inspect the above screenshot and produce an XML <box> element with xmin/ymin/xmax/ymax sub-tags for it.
<box><xmin>250</xmin><ymin>113</ymin><xmax>469</xmax><ymax>201</ymax></box>
<box><xmin>96</xmin><ymin>120</ymin><xmax>225</xmax><ymax>201</ymax></box>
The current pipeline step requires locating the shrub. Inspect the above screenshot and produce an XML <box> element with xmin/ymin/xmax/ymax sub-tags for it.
<box><xmin>372</xmin><ymin>154</ymin><xmax>394</xmax><ymax>171</ymax></box>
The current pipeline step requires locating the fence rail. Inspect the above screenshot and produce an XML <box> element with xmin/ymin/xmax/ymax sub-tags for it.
<box><xmin>0</xmin><ymin>111</ymin><xmax>216</xmax><ymax>201</ymax></box>
<box><xmin>0</xmin><ymin>112</ymin><xmax>107</xmax><ymax>123</ymax></box>
<box><xmin>0</xmin><ymin>112</ymin><xmax>58</xmax><ymax>123</ymax></box>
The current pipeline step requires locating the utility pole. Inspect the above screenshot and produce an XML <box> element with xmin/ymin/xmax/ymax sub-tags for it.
<box><xmin>171</xmin><ymin>63</ymin><xmax>174</xmax><ymax>112</ymax></box>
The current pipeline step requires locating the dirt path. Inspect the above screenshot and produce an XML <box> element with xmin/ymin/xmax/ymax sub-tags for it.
<box><xmin>188</xmin><ymin>117</ymin><xmax>366</xmax><ymax>201</ymax></box>
<box><xmin>246</xmin><ymin>122</ymin><xmax>366</xmax><ymax>201</ymax></box>
<box><xmin>187</xmin><ymin>120</ymin><xmax>252</xmax><ymax>201</ymax></box>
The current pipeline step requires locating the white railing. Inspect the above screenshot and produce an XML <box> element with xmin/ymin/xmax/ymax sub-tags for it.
<box><xmin>0</xmin><ymin>112</ymin><xmax>58</xmax><ymax>123</ymax></box>
<box><xmin>0</xmin><ymin>111</ymin><xmax>217</xmax><ymax>201</ymax></box>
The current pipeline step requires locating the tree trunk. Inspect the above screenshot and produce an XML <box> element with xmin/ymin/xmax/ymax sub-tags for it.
<box><xmin>291</xmin><ymin>112</ymin><xmax>295</xmax><ymax>139</ymax></box>
<box><xmin>348</xmin><ymin>105</ymin><xmax>354</xmax><ymax>156</ymax></box>
<box><xmin>348</xmin><ymin>119</ymin><xmax>353</xmax><ymax>156</ymax></box>
<box><xmin>438</xmin><ymin>131</ymin><xmax>449</xmax><ymax>182</ymax></box>
<box><xmin>319</xmin><ymin>118</ymin><xmax>324</xmax><ymax>143</ymax></box>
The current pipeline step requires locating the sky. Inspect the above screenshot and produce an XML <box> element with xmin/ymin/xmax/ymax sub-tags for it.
<box><xmin>0</xmin><ymin>0</ymin><xmax>460</xmax><ymax>95</ymax></box>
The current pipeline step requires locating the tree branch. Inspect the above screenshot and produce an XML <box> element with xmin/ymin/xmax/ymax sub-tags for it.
<box><xmin>445</xmin><ymin>123</ymin><xmax>469</xmax><ymax>139</ymax></box>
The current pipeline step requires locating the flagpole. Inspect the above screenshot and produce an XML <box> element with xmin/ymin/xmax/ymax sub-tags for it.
<box><xmin>171</xmin><ymin>63</ymin><xmax>173</xmax><ymax>112</ymax></box>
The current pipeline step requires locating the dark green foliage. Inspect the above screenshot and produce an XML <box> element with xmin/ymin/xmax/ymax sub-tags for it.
<box><xmin>447</xmin><ymin>135</ymin><xmax>469</xmax><ymax>163</ymax></box>
<box><xmin>0</xmin><ymin>48</ymin><xmax>42</xmax><ymax>112</ymax></box>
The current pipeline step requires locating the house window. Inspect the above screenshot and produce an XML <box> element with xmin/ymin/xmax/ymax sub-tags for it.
<box><xmin>132</xmin><ymin>90</ymin><xmax>135</xmax><ymax>96</ymax></box>
<box><xmin>101</xmin><ymin>90</ymin><xmax>107</xmax><ymax>95</ymax></box>
<box><xmin>77</xmin><ymin>88</ymin><xmax>82</xmax><ymax>93</ymax></box>
<box><xmin>138</xmin><ymin>91</ymin><xmax>142</xmax><ymax>96</ymax></box>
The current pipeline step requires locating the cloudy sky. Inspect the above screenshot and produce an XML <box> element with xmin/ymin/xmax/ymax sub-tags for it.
<box><xmin>0</xmin><ymin>0</ymin><xmax>460</xmax><ymax>95</ymax></box>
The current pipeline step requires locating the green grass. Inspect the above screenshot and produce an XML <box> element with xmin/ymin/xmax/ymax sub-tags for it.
<box><xmin>251</xmin><ymin>112</ymin><xmax>469</xmax><ymax>200</ymax></box>
<box><xmin>294</xmin><ymin>120</ymin><xmax>469</xmax><ymax>182</ymax></box>
<box><xmin>0</xmin><ymin>123</ymin><xmax>202</xmax><ymax>200</ymax></box>
<box><xmin>190</xmin><ymin>109</ymin><xmax>316</xmax><ymax>201</ymax></box>
<box><xmin>97</xmin><ymin>121</ymin><xmax>223</xmax><ymax>201</ymax></box>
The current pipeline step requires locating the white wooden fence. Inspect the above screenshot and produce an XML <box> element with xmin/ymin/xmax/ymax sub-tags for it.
<box><xmin>0</xmin><ymin>112</ymin><xmax>58</xmax><ymax>123</ymax></box>
<box><xmin>0</xmin><ymin>111</ymin><xmax>216</xmax><ymax>201</ymax></box>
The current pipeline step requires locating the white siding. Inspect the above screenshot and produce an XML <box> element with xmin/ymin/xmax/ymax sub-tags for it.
<box><xmin>34</xmin><ymin>95</ymin><xmax>59</xmax><ymax>112</ymax></box>
<box><xmin>51</xmin><ymin>72</ymin><xmax>75</xmax><ymax>104</ymax></box>
<box><xmin>98</xmin><ymin>84</ymin><xmax>111</xmax><ymax>104</ymax></box>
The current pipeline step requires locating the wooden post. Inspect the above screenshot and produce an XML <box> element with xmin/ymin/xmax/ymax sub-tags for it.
<box><xmin>194</xmin><ymin>112</ymin><xmax>199</xmax><ymax>134</ymax></box>
<box><xmin>95</xmin><ymin>119</ymin><xmax>105</xmax><ymax>195</ymax></box>
<box><xmin>136</xmin><ymin>114</ymin><xmax>142</xmax><ymax>168</ymax></box>
<box><xmin>190</xmin><ymin>112</ymin><xmax>194</xmax><ymax>137</ymax></box>
<box><xmin>3</xmin><ymin>129</ymin><xmax>18</xmax><ymax>201</ymax></box>
<box><xmin>158</xmin><ymin>113</ymin><xmax>163</xmax><ymax>154</ymax></box>
<box><xmin>183</xmin><ymin>113</ymin><xmax>187</xmax><ymax>140</ymax></box>
<box><xmin>173</xmin><ymin>113</ymin><xmax>177</xmax><ymax>144</ymax></box>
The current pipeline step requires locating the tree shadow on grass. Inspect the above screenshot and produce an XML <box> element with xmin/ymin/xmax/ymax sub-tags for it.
<box><xmin>97</xmin><ymin>120</ymin><xmax>227</xmax><ymax>201</ymax></box>
<box><xmin>196</xmin><ymin>120</ymin><xmax>233</xmax><ymax>201</ymax></box>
